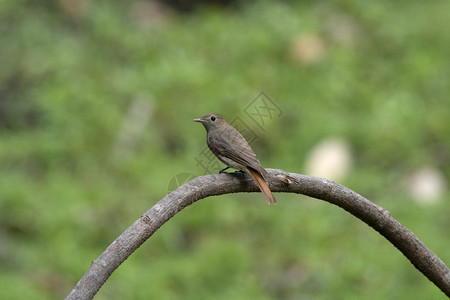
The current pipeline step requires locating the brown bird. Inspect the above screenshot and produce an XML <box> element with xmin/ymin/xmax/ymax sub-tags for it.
<box><xmin>194</xmin><ymin>113</ymin><xmax>277</xmax><ymax>204</ymax></box>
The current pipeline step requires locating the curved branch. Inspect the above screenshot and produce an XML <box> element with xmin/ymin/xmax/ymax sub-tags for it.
<box><xmin>66</xmin><ymin>169</ymin><xmax>450</xmax><ymax>299</ymax></box>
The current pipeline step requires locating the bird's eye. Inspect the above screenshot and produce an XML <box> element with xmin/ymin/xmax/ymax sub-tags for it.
<box><xmin>211</xmin><ymin>116</ymin><xmax>216</xmax><ymax>121</ymax></box>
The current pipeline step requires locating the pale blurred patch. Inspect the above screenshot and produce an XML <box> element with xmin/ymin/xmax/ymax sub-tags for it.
<box><xmin>130</xmin><ymin>0</ymin><xmax>174</xmax><ymax>29</ymax></box>
<box><xmin>326</xmin><ymin>14</ymin><xmax>360</xmax><ymax>46</ymax></box>
<box><xmin>305</xmin><ymin>137</ymin><xmax>353</xmax><ymax>182</ymax></box>
<box><xmin>289</xmin><ymin>33</ymin><xmax>325</xmax><ymax>65</ymax></box>
<box><xmin>408</xmin><ymin>167</ymin><xmax>446</xmax><ymax>205</ymax></box>
<box><xmin>112</xmin><ymin>98</ymin><xmax>153</xmax><ymax>161</ymax></box>
<box><xmin>59</xmin><ymin>0</ymin><xmax>91</xmax><ymax>19</ymax></box>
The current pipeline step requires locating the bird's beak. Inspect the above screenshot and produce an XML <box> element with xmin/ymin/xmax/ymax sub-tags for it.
<box><xmin>193</xmin><ymin>118</ymin><xmax>203</xmax><ymax>123</ymax></box>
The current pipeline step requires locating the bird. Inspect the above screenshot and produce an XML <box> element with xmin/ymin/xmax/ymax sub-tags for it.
<box><xmin>194</xmin><ymin>113</ymin><xmax>277</xmax><ymax>204</ymax></box>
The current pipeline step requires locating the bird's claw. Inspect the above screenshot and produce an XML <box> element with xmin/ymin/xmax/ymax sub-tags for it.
<box><xmin>219</xmin><ymin>167</ymin><xmax>230</xmax><ymax>173</ymax></box>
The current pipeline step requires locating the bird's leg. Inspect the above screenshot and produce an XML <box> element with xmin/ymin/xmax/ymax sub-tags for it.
<box><xmin>219</xmin><ymin>167</ymin><xmax>230</xmax><ymax>173</ymax></box>
<box><xmin>234</xmin><ymin>170</ymin><xmax>246</xmax><ymax>175</ymax></box>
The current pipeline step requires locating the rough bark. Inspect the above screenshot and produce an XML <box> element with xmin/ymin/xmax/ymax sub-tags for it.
<box><xmin>66</xmin><ymin>169</ymin><xmax>450</xmax><ymax>299</ymax></box>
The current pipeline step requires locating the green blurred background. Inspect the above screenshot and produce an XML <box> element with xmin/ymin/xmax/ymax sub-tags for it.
<box><xmin>1</xmin><ymin>0</ymin><xmax>449</xmax><ymax>299</ymax></box>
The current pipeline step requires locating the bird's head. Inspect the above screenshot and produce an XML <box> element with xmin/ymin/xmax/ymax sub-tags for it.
<box><xmin>193</xmin><ymin>113</ymin><xmax>226</xmax><ymax>132</ymax></box>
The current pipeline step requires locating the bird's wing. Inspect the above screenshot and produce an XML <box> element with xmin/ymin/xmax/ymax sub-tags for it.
<box><xmin>208</xmin><ymin>127</ymin><xmax>267</xmax><ymax>174</ymax></box>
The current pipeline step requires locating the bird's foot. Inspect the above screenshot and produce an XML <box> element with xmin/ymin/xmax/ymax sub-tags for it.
<box><xmin>234</xmin><ymin>170</ymin><xmax>246</xmax><ymax>175</ymax></box>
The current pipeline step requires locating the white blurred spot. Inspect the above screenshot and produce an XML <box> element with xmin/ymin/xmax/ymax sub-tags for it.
<box><xmin>305</xmin><ymin>137</ymin><xmax>352</xmax><ymax>182</ymax></box>
<box><xmin>408</xmin><ymin>167</ymin><xmax>446</xmax><ymax>205</ymax></box>
<box><xmin>289</xmin><ymin>33</ymin><xmax>325</xmax><ymax>65</ymax></box>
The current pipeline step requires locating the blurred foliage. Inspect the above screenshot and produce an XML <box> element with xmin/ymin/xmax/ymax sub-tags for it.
<box><xmin>0</xmin><ymin>0</ymin><xmax>449</xmax><ymax>299</ymax></box>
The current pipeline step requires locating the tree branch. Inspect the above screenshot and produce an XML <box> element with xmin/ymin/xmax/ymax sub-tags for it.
<box><xmin>66</xmin><ymin>169</ymin><xmax>450</xmax><ymax>299</ymax></box>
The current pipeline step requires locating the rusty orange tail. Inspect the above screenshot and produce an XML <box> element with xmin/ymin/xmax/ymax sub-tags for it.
<box><xmin>248</xmin><ymin>168</ymin><xmax>277</xmax><ymax>204</ymax></box>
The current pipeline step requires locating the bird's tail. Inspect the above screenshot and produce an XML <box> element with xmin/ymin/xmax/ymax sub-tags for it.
<box><xmin>248</xmin><ymin>168</ymin><xmax>277</xmax><ymax>204</ymax></box>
